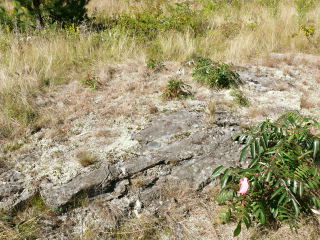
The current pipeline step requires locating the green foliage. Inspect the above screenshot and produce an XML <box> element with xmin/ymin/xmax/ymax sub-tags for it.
<box><xmin>107</xmin><ymin>8</ymin><xmax>163</xmax><ymax>39</ymax></box>
<box><xmin>42</xmin><ymin>0</ymin><xmax>90</xmax><ymax>23</ymax></box>
<box><xmin>106</xmin><ymin>2</ymin><xmax>204</xmax><ymax>40</ymax></box>
<box><xmin>162</xmin><ymin>79</ymin><xmax>192</xmax><ymax>100</ymax></box>
<box><xmin>212</xmin><ymin>112</ymin><xmax>320</xmax><ymax>236</ymax></box>
<box><xmin>300</xmin><ymin>24</ymin><xmax>315</xmax><ymax>38</ymax></box>
<box><xmin>146</xmin><ymin>58</ymin><xmax>166</xmax><ymax>71</ymax></box>
<box><xmin>230</xmin><ymin>89</ymin><xmax>249</xmax><ymax>107</ymax></box>
<box><xmin>11</xmin><ymin>0</ymin><xmax>90</xmax><ymax>28</ymax></box>
<box><xmin>0</xmin><ymin>5</ymin><xmax>11</xmax><ymax>26</ymax></box>
<box><xmin>81</xmin><ymin>71</ymin><xmax>101</xmax><ymax>90</ymax></box>
<box><xmin>294</xmin><ymin>0</ymin><xmax>315</xmax><ymax>22</ymax></box>
<box><xmin>192</xmin><ymin>58</ymin><xmax>241</xmax><ymax>89</ymax></box>
<box><xmin>201</xmin><ymin>0</ymin><xmax>240</xmax><ymax>14</ymax></box>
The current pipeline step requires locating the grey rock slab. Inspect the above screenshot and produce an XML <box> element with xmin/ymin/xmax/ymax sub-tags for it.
<box><xmin>0</xmin><ymin>170</ymin><xmax>32</xmax><ymax>210</ymax></box>
<box><xmin>135</xmin><ymin>111</ymin><xmax>203</xmax><ymax>143</ymax></box>
<box><xmin>94</xmin><ymin>179</ymin><xmax>129</xmax><ymax>201</ymax></box>
<box><xmin>119</xmin><ymin>156</ymin><xmax>166</xmax><ymax>176</ymax></box>
<box><xmin>165</xmin><ymin>135</ymin><xmax>241</xmax><ymax>190</ymax></box>
<box><xmin>41</xmin><ymin>164</ymin><xmax>120</xmax><ymax>209</ymax></box>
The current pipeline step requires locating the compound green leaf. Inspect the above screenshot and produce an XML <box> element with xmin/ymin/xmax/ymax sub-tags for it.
<box><xmin>212</xmin><ymin>165</ymin><xmax>224</xmax><ymax>179</ymax></box>
<box><xmin>233</xmin><ymin>221</ymin><xmax>242</xmax><ymax>237</ymax></box>
<box><xmin>240</xmin><ymin>145</ymin><xmax>249</xmax><ymax>162</ymax></box>
<box><xmin>271</xmin><ymin>186</ymin><xmax>284</xmax><ymax>199</ymax></box>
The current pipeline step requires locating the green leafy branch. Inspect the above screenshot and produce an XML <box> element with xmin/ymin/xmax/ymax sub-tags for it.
<box><xmin>212</xmin><ymin>112</ymin><xmax>320</xmax><ymax>236</ymax></box>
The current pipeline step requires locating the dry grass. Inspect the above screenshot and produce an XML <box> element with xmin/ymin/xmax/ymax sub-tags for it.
<box><xmin>300</xmin><ymin>94</ymin><xmax>316</xmax><ymax>109</ymax></box>
<box><xmin>246</xmin><ymin>107</ymin><xmax>269</xmax><ymax>119</ymax></box>
<box><xmin>94</xmin><ymin>130</ymin><xmax>118</xmax><ymax>138</ymax></box>
<box><xmin>0</xmin><ymin>0</ymin><xmax>320</xmax><ymax>140</ymax></box>
<box><xmin>274</xmin><ymin>83</ymin><xmax>288</xmax><ymax>91</ymax></box>
<box><xmin>316</xmin><ymin>74</ymin><xmax>320</xmax><ymax>84</ymax></box>
<box><xmin>76</xmin><ymin>150</ymin><xmax>98</xmax><ymax>167</ymax></box>
<box><xmin>75</xmin><ymin>183</ymin><xmax>320</xmax><ymax>240</ymax></box>
<box><xmin>0</xmin><ymin>194</ymin><xmax>52</xmax><ymax>240</ymax></box>
<box><xmin>148</xmin><ymin>104</ymin><xmax>159</xmax><ymax>114</ymax></box>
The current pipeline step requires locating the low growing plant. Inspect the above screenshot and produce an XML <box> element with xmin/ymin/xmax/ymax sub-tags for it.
<box><xmin>81</xmin><ymin>71</ymin><xmax>101</xmax><ymax>90</ymax></box>
<box><xmin>162</xmin><ymin>79</ymin><xmax>192</xmax><ymax>100</ymax></box>
<box><xmin>77</xmin><ymin>151</ymin><xmax>97</xmax><ymax>167</ymax></box>
<box><xmin>212</xmin><ymin>112</ymin><xmax>320</xmax><ymax>236</ymax></box>
<box><xmin>300</xmin><ymin>24</ymin><xmax>315</xmax><ymax>38</ymax></box>
<box><xmin>146</xmin><ymin>58</ymin><xmax>166</xmax><ymax>71</ymax></box>
<box><xmin>105</xmin><ymin>2</ymin><xmax>204</xmax><ymax>40</ymax></box>
<box><xmin>230</xmin><ymin>89</ymin><xmax>249</xmax><ymax>107</ymax></box>
<box><xmin>192</xmin><ymin>58</ymin><xmax>241</xmax><ymax>89</ymax></box>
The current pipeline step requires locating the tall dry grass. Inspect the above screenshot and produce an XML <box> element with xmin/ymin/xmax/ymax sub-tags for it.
<box><xmin>1</xmin><ymin>0</ymin><xmax>320</xmax><ymax>139</ymax></box>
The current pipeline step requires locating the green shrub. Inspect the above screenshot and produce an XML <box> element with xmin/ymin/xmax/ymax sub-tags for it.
<box><xmin>192</xmin><ymin>58</ymin><xmax>241</xmax><ymax>89</ymax></box>
<box><xmin>10</xmin><ymin>0</ymin><xmax>90</xmax><ymax>29</ymax></box>
<box><xmin>202</xmin><ymin>0</ymin><xmax>232</xmax><ymax>14</ymax></box>
<box><xmin>105</xmin><ymin>2</ymin><xmax>204</xmax><ymax>39</ymax></box>
<box><xmin>212</xmin><ymin>112</ymin><xmax>320</xmax><ymax>236</ymax></box>
<box><xmin>81</xmin><ymin>71</ymin><xmax>101</xmax><ymax>90</ymax></box>
<box><xmin>230</xmin><ymin>89</ymin><xmax>249</xmax><ymax>107</ymax></box>
<box><xmin>300</xmin><ymin>24</ymin><xmax>315</xmax><ymax>38</ymax></box>
<box><xmin>146</xmin><ymin>58</ymin><xmax>166</xmax><ymax>71</ymax></box>
<box><xmin>0</xmin><ymin>6</ymin><xmax>11</xmax><ymax>26</ymax></box>
<box><xmin>42</xmin><ymin>0</ymin><xmax>90</xmax><ymax>24</ymax></box>
<box><xmin>162</xmin><ymin>79</ymin><xmax>192</xmax><ymax>100</ymax></box>
<box><xmin>109</xmin><ymin>7</ymin><xmax>163</xmax><ymax>39</ymax></box>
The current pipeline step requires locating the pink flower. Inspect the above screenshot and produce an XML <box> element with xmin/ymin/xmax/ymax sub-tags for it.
<box><xmin>238</xmin><ymin>177</ymin><xmax>249</xmax><ymax>195</ymax></box>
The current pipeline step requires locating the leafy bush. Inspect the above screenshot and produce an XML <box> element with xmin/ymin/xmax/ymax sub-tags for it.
<box><xmin>106</xmin><ymin>2</ymin><xmax>204</xmax><ymax>39</ymax></box>
<box><xmin>192</xmin><ymin>58</ymin><xmax>241</xmax><ymax>89</ymax></box>
<box><xmin>230</xmin><ymin>89</ymin><xmax>249</xmax><ymax>107</ymax></box>
<box><xmin>212</xmin><ymin>112</ymin><xmax>320</xmax><ymax>236</ymax></box>
<box><xmin>146</xmin><ymin>59</ymin><xmax>166</xmax><ymax>71</ymax></box>
<box><xmin>300</xmin><ymin>24</ymin><xmax>315</xmax><ymax>38</ymax></box>
<box><xmin>42</xmin><ymin>0</ymin><xmax>90</xmax><ymax>24</ymax></box>
<box><xmin>11</xmin><ymin>0</ymin><xmax>90</xmax><ymax>28</ymax></box>
<box><xmin>0</xmin><ymin>6</ymin><xmax>11</xmax><ymax>26</ymax></box>
<box><xmin>108</xmin><ymin>8</ymin><xmax>163</xmax><ymax>39</ymax></box>
<box><xmin>81</xmin><ymin>71</ymin><xmax>101</xmax><ymax>90</ymax></box>
<box><xmin>162</xmin><ymin>79</ymin><xmax>192</xmax><ymax>100</ymax></box>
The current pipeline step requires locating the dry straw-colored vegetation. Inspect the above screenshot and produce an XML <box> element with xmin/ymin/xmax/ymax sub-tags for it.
<box><xmin>0</xmin><ymin>0</ymin><xmax>320</xmax><ymax>140</ymax></box>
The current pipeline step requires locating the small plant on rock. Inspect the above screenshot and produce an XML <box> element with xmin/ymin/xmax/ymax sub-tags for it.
<box><xmin>81</xmin><ymin>71</ymin><xmax>101</xmax><ymax>90</ymax></box>
<box><xmin>146</xmin><ymin>58</ymin><xmax>166</xmax><ymax>72</ymax></box>
<box><xmin>212</xmin><ymin>112</ymin><xmax>320</xmax><ymax>236</ymax></box>
<box><xmin>300</xmin><ymin>24</ymin><xmax>315</xmax><ymax>38</ymax></box>
<box><xmin>230</xmin><ymin>89</ymin><xmax>249</xmax><ymax>107</ymax></box>
<box><xmin>162</xmin><ymin>79</ymin><xmax>192</xmax><ymax>100</ymax></box>
<box><xmin>77</xmin><ymin>151</ymin><xmax>97</xmax><ymax>167</ymax></box>
<box><xmin>192</xmin><ymin>58</ymin><xmax>241</xmax><ymax>89</ymax></box>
